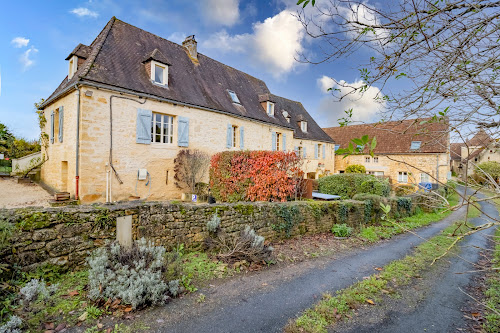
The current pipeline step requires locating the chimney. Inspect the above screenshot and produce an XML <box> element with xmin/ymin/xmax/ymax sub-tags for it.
<box><xmin>182</xmin><ymin>35</ymin><xmax>198</xmax><ymax>62</ymax></box>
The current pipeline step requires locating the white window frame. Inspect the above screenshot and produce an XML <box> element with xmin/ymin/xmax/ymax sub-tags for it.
<box><xmin>231</xmin><ymin>125</ymin><xmax>238</xmax><ymax>148</ymax></box>
<box><xmin>373</xmin><ymin>157</ymin><xmax>379</xmax><ymax>163</ymax></box>
<box><xmin>318</xmin><ymin>144</ymin><xmax>322</xmax><ymax>159</ymax></box>
<box><xmin>276</xmin><ymin>132</ymin><xmax>281</xmax><ymax>151</ymax></box>
<box><xmin>365</xmin><ymin>156</ymin><xmax>370</xmax><ymax>163</ymax></box>
<box><xmin>398</xmin><ymin>171</ymin><xmax>408</xmax><ymax>183</ymax></box>
<box><xmin>151</xmin><ymin>112</ymin><xmax>174</xmax><ymax>144</ymax></box>
<box><xmin>267</xmin><ymin>102</ymin><xmax>275</xmax><ymax>116</ymax></box>
<box><xmin>420</xmin><ymin>173</ymin><xmax>430</xmax><ymax>183</ymax></box>
<box><xmin>228</xmin><ymin>90</ymin><xmax>240</xmax><ymax>104</ymax></box>
<box><xmin>298</xmin><ymin>146</ymin><xmax>303</xmax><ymax>157</ymax></box>
<box><xmin>301</xmin><ymin>121</ymin><xmax>308</xmax><ymax>132</ymax></box>
<box><xmin>151</xmin><ymin>61</ymin><xmax>168</xmax><ymax>86</ymax></box>
<box><xmin>68</xmin><ymin>55</ymin><xmax>78</xmax><ymax>79</ymax></box>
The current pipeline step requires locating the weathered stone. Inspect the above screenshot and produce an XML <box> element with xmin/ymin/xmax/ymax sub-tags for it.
<box><xmin>33</xmin><ymin>228</ymin><xmax>57</xmax><ymax>241</ymax></box>
<box><xmin>55</xmin><ymin>222</ymin><xmax>92</xmax><ymax>238</ymax></box>
<box><xmin>46</xmin><ymin>236</ymin><xmax>83</xmax><ymax>257</ymax></box>
<box><xmin>23</xmin><ymin>241</ymin><xmax>46</xmax><ymax>251</ymax></box>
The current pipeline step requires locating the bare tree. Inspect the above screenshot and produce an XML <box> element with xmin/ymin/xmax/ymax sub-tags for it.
<box><xmin>174</xmin><ymin>149</ymin><xmax>210</xmax><ymax>194</ymax></box>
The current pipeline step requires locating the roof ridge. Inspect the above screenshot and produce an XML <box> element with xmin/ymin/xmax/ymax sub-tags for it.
<box><xmin>78</xmin><ymin>16</ymin><xmax>116</xmax><ymax>79</ymax></box>
<box><xmin>269</xmin><ymin>93</ymin><xmax>304</xmax><ymax>106</ymax></box>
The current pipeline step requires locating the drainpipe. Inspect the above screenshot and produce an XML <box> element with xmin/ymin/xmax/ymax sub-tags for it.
<box><xmin>75</xmin><ymin>85</ymin><xmax>81</xmax><ymax>200</ymax></box>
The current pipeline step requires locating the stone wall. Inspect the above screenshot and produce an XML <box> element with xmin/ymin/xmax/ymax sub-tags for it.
<box><xmin>0</xmin><ymin>198</ymin><xmax>412</xmax><ymax>271</ymax></box>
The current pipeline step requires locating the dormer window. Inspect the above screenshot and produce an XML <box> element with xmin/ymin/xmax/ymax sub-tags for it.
<box><xmin>282</xmin><ymin>110</ymin><xmax>290</xmax><ymax>123</ymax></box>
<box><xmin>301</xmin><ymin>120</ymin><xmax>308</xmax><ymax>132</ymax></box>
<box><xmin>410</xmin><ymin>141</ymin><xmax>421</xmax><ymax>150</ymax></box>
<box><xmin>151</xmin><ymin>61</ymin><xmax>168</xmax><ymax>86</ymax></box>
<box><xmin>267</xmin><ymin>102</ymin><xmax>275</xmax><ymax>116</ymax></box>
<box><xmin>68</xmin><ymin>55</ymin><xmax>78</xmax><ymax>79</ymax></box>
<box><xmin>228</xmin><ymin>90</ymin><xmax>240</xmax><ymax>104</ymax></box>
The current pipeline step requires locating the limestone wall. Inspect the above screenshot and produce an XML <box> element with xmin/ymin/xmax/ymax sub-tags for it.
<box><xmin>1</xmin><ymin>198</ymin><xmax>406</xmax><ymax>270</ymax></box>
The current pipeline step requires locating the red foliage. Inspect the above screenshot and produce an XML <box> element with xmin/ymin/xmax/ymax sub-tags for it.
<box><xmin>209</xmin><ymin>151</ymin><xmax>301</xmax><ymax>202</ymax></box>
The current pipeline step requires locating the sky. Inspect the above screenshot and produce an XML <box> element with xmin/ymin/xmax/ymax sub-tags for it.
<box><xmin>0</xmin><ymin>0</ymin><xmax>387</xmax><ymax>140</ymax></box>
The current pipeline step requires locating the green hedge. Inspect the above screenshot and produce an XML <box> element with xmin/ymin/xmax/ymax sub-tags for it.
<box><xmin>318</xmin><ymin>174</ymin><xmax>391</xmax><ymax>199</ymax></box>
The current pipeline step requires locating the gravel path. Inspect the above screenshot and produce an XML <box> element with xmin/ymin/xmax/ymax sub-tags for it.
<box><xmin>331</xmin><ymin>191</ymin><xmax>499</xmax><ymax>333</ymax></box>
<box><xmin>105</xmin><ymin>193</ymin><xmax>468</xmax><ymax>333</ymax></box>
<box><xmin>0</xmin><ymin>177</ymin><xmax>52</xmax><ymax>208</ymax></box>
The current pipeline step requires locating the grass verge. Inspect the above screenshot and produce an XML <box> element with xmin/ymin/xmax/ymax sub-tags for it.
<box><xmin>285</xmin><ymin>221</ymin><xmax>469</xmax><ymax>333</ymax></box>
<box><xmin>483</xmin><ymin>228</ymin><xmax>500</xmax><ymax>332</ymax></box>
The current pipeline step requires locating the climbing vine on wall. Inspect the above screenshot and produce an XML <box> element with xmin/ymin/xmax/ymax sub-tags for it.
<box><xmin>271</xmin><ymin>205</ymin><xmax>304</xmax><ymax>238</ymax></box>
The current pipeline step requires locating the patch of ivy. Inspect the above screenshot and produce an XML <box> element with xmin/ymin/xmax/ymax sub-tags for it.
<box><xmin>307</xmin><ymin>203</ymin><xmax>323</xmax><ymax>222</ymax></box>
<box><xmin>272</xmin><ymin>205</ymin><xmax>304</xmax><ymax>238</ymax></box>
<box><xmin>397</xmin><ymin>197</ymin><xmax>412</xmax><ymax>216</ymax></box>
<box><xmin>337</xmin><ymin>202</ymin><xmax>350</xmax><ymax>224</ymax></box>
<box><xmin>364</xmin><ymin>200</ymin><xmax>373</xmax><ymax>224</ymax></box>
<box><xmin>234</xmin><ymin>204</ymin><xmax>255</xmax><ymax>216</ymax></box>
<box><xmin>93</xmin><ymin>211</ymin><xmax>114</xmax><ymax>231</ymax></box>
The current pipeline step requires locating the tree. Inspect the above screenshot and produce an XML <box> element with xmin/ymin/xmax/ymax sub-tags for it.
<box><xmin>174</xmin><ymin>149</ymin><xmax>210</xmax><ymax>194</ymax></box>
<box><xmin>0</xmin><ymin>123</ymin><xmax>15</xmax><ymax>157</ymax></box>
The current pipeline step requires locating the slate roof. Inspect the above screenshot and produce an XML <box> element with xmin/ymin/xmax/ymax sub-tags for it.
<box><xmin>323</xmin><ymin>118</ymin><xmax>449</xmax><ymax>154</ymax></box>
<box><xmin>42</xmin><ymin>17</ymin><xmax>333</xmax><ymax>143</ymax></box>
<box><xmin>65</xmin><ymin>43</ymin><xmax>92</xmax><ymax>60</ymax></box>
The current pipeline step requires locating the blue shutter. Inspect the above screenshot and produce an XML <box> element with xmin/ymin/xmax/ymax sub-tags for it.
<box><xmin>178</xmin><ymin>116</ymin><xmax>189</xmax><ymax>147</ymax></box>
<box><xmin>294</xmin><ymin>146</ymin><xmax>299</xmax><ymax>156</ymax></box>
<box><xmin>50</xmin><ymin>111</ymin><xmax>54</xmax><ymax>144</ymax></box>
<box><xmin>314</xmin><ymin>144</ymin><xmax>318</xmax><ymax>159</ymax></box>
<box><xmin>240</xmin><ymin>126</ymin><xmax>244</xmax><ymax>150</ymax></box>
<box><xmin>322</xmin><ymin>144</ymin><xmax>326</xmax><ymax>159</ymax></box>
<box><xmin>271</xmin><ymin>132</ymin><xmax>276</xmax><ymax>151</ymax></box>
<box><xmin>303</xmin><ymin>147</ymin><xmax>307</xmax><ymax>159</ymax></box>
<box><xmin>282</xmin><ymin>133</ymin><xmax>287</xmax><ymax>151</ymax></box>
<box><xmin>136</xmin><ymin>109</ymin><xmax>152</xmax><ymax>144</ymax></box>
<box><xmin>58</xmin><ymin>107</ymin><xmax>64</xmax><ymax>143</ymax></box>
<box><xmin>226</xmin><ymin>124</ymin><xmax>232</xmax><ymax>148</ymax></box>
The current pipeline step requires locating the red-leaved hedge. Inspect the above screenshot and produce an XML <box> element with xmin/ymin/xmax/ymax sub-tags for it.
<box><xmin>209</xmin><ymin>151</ymin><xmax>302</xmax><ymax>202</ymax></box>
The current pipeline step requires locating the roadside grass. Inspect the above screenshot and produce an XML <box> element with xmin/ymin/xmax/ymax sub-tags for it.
<box><xmin>357</xmin><ymin>193</ymin><xmax>460</xmax><ymax>243</ymax></box>
<box><xmin>483</xmin><ymin>228</ymin><xmax>500</xmax><ymax>332</ymax></box>
<box><xmin>285</xmin><ymin>222</ymin><xmax>470</xmax><ymax>333</ymax></box>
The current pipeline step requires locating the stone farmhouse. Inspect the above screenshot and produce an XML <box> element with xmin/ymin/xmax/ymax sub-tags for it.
<box><xmin>450</xmin><ymin>129</ymin><xmax>498</xmax><ymax>179</ymax></box>
<box><xmin>323</xmin><ymin>119</ymin><xmax>450</xmax><ymax>186</ymax></box>
<box><xmin>38</xmin><ymin>17</ymin><xmax>335</xmax><ymax>203</ymax></box>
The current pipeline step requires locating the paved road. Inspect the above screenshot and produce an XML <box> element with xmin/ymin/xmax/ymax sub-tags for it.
<box><xmin>155</xmin><ymin>198</ymin><xmax>469</xmax><ymax>333</ymax></box>
<box><xmin>334</xmin><ymin>192</ymin><xmax>499</xmax><ymax>333</ymax></box>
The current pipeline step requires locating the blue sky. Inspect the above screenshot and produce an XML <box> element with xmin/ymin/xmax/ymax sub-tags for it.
<box><xmin>0</xmin><ymin>0</ymin><xmax>385</xmax><ymax>140</ymax></box>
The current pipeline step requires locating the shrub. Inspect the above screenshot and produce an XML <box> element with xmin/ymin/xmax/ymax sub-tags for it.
<box><xmin>209</xmin><ymin>150</ymin><xmax>301</xmax><ymax>202</ymax></box>
<box><xmin>87</xmin><ymin>238</ymin><xmax>177</xmax><ymax>309</ymax></box>
<box><xmin>0</xmin><ymin>315</ymin><xmax>22</xmax><ymax>333</ymax></box>
<box><xmin>359</xmin><ymin>178</ymin><xmax>390</xmax><ymax>197</ymax></box>
<box><xmin>206</xmin><ymin>209</ymin><xmax>221</xmax><ymax>233</ymax></box>
<box><xmin>19</xmin><ymin>279</ymin><xmax>57</xmax><ymax>305</ymax></box>
<box><xmin>318</xmin><ymin>174</ymin><xmax>379</xmax><ymax>199</ymax></box>
<box><xmin>207</xmin><ymin>226</ymin><xmax>274</xmax><ymax>264</ymax></box>
<box><xmin>331</xmin><ymin>224</ymin><xmax>353</xmax><ymax>237</ymax></box>
<box><xmin>345</xmin><ymin>164</ymin><xmax>366</xmax><ymax>173</ymax></box>
<box><xmin>475</xmin><ymin>161</ymin><xmax>500</xmax><ymax>183</ymax></box>
<box><xmin>174</xmin><ymin>149</ymin><xmax>210</xmax><ymax>194</ymax></box>
<box><xmin>394</xmin><ymin>184</ymin><xmax>416</xmax><ymax>196</ymax></box>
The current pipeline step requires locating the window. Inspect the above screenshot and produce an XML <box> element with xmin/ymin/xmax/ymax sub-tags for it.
<box><xmin>151</xmin><ymin>112</ymin><xmax>174</xmax><ymax>143</ymax></box>
<box><xmin>369</xmin><ymin>171</ymin><xmax>384</xmax><ymax>176</ymax></box>
<box><xmin>276</xmin><ymin>132</ymin><xmax>281</xmax><ymax>151</ymax></box>
<box><xmin>301</xmin><ymin>121</ymin><xmax>307</xmax><ymax>132</ymax></box>
<box><xmin>335</xmin><ymin>144</ymin><xmax>340</xmax><ymax>151</ymax></box>
<box><xmin>398</xmin><ymin>171</ymin><xmax>408</xmax><ymax>183</ymax></box>
<box><xmin>410</xmin><ymin>141</ymin><xmax>421</xmax><ymax>150</ymax></box>
<box><xmin>231</xmin><ymin>125</ymin><xmax>238</xmax><ymax>148</ymax></box>
<box><xmin>228</xmin><ymin>90</ymin><xmax>240</xmax><ymax>104</ymax></box>
<box><xmin>339</xmin><ymin>170</ymin><xmax>345</xmax><ymax>173</ymax></box>
<box><xmin>151</xmin><ymin>61</ymin><xmax>168</xmax><ymax>86</ymax></box>
<box><xmin>267</xmin><ymin>102</ymin><xmax>275</xmax><ymax>116</ymax></box>
<box><xmin>318</xmin><ymin>144</ymin><xmax>322</xmax><ymax>158</ymax></box>
<box><xmin>365</xmin><ymin>157</ymin><xmax>370</xmax><ymax>163</ymax></box>
<box><xmin>68</xmin><ymin>55</ymin><xmax>78</xmax><ymax>79</ymax></box>
<box><xmin>420</xmin><ymin>173</ymin><xmax>430</xmax><ymax>183</ymax></box>
<box><xmin>374</xmin><ymin>157</ymin><xmax>379</xmax><ymax>163</ymax></box>
<box><xmin>298</xmin><ymin>146</ymin><xmax>303</xmax><ymax>157</ymax></box>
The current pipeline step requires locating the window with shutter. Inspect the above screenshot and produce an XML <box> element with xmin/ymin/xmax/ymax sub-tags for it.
<box><xmin>226</xmin><ymin>124</ymin><xmax>232</xmax><ymax>148</ymax></box>
<box><xmin>282</xmin><ymin>133</ymin><xmax>286</xmax><ymax>151</ymax></box>
<box><xmin>315</xmin><ymin>144</ymin><xmax>319</xmax><ymax>159</ymax></box>
<box><xmin>271</xmin><ymin>132</ymin><xmax>276</xmax><ymax>151</ymax></box>
<box><xmin>58</xmin><ymin>107</ymin><xmax>64</xmax><ymax>143</ymax></box>
<box><xmin>240</xmin><ymin>127</ymin><xmax>244</xmax><ymax>150</ymax></box>
<box><xmin>177</xmin><ymin>117</ymin><xmax>189</xmax><ymax>147</ymax></box>
<box><xmin>50</xmin><ymin>111</ymin><xmax>55</xmax><ymax>144</ymax></box>
<box><xmin>322</xmin><ymin>144</ymin><xmax>326</xmax><ymax>159</ymax></box>
<box><xmin>151</xmin><ymin>112</ymin><xmax>174</xmax><ymax>144</ymax></box>
<box><xmin>136</xmin><ymin>109</ymin><xmax>152</xmax><ymax>144</ymax></box>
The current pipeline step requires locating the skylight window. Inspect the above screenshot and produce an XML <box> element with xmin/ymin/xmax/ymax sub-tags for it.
<box><xmin>228</xmin><ymin>90</ymin><xmax>240</xmax><ymax>104</ymax></box>
<box><xmin>301</xmin><ymin>121</ymin><xmax>307</xmax><ymax>132</ymax></box>
<box><xmin>410</xmin><ymin>141</ymin><xmax>422</xmax><ymax>150</ymax></box>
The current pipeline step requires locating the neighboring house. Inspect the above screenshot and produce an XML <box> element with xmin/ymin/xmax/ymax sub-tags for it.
<box><xmin>452</xmin><ymin>129</ymin><xmax>498</xmax><ymax>179</ymax></box>
<box><xmin>323</xmin><ymin>118</ymin><xmax>450</xmax><ymax>185</ymax></box>
<box><xmin>38</xmin><ymin>17</ymin><xmax>334</xmax><ymax>203</ymax></box>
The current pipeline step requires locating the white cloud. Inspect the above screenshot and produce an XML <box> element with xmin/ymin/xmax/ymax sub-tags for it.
<box><xmin>316</xmin><ymin>76</ymin><xmax>385</xmax><ymax>126</ymax></box>
<box><xmin>70</xmin><ymin>7</ymin><xmax>99</xmax><ymax>18</ymax></box>
<box><xmin>167</xmin><ymin>32</ymin><xmax>188</xmax><ymax>45</ymax></box>
<box><xmin>203</xmin><ymin>10</ymin><xmax>306</xmax><ymax>78</ymax></box>
<box><xmin>19</xmin><ymin>46</ymin><xmax>38</xmax><ymax>71</ymax></box>
<box><xmin>11</xmin><ymin>37</ymin><xmax>29</xmax><ymax>48</ymax></box>
<box><xmin>202</xmin><ymin>0</ymin><xmax>240</xmax><ymax>27</ymax></box>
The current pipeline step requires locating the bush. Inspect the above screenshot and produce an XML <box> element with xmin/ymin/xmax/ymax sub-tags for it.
<box><xmin>352</xmin><ymin>193</ymin><xmax>388</xmax><ymax>222</ymax></box>
<box><xmin>318</xmin><ymin>174</ymin><xmax>381</xmax><ymax>199</ymax></box>
<box><xmin>87</xmin><ymin>238</ymin><xmax>179</xmax><ymax>309</ymax></box>
<box><xmin>475</xmin><ymin>161</ymin><xmax>500</xmax><ymax>183</ymax></box>
<box><xmin>0</xmin><ymin>315</ymin><xmax>22</xmax><ymax>333</ymax></box>
<box><xmin>394</xmin><ymin>184</ymin><xmax>416</xmax><ymax>196</ymax></box>
<box><xmin>174</xmin><ymin>149</ymin><xmax>210</xmax><ymax>194</ymax></box>
<box><xmin>206</xmin><ymin>210</ymin><xmax>221</xmax><ymax>233</ymax></box>
<box><xmin>209</xmin><ymin>151</ymin><xmax>301</xmax><ymax>202</ymax></box>
<box><xmin>359</xmin><ymin>178</ymin><xmax>391</xmax><ymax>196</ymax></box>
<box><xmin>331</xmin><ymin>224</ymin><xmax>353</xmax><ymax>237</ymax></box>
<box><xmin>345</xmin><ymin>164</ymin><xmax>366</xmax><ymax>173</ymax></box>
